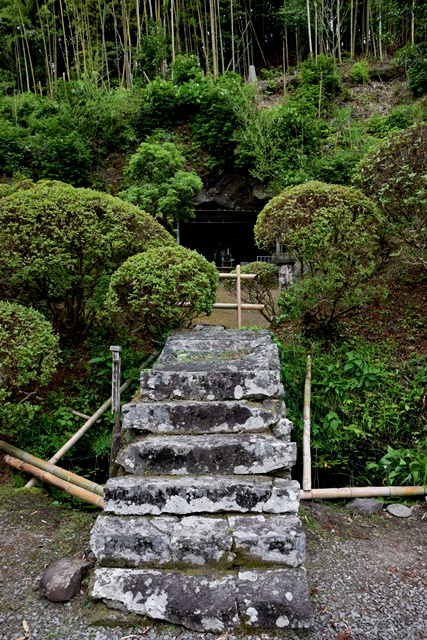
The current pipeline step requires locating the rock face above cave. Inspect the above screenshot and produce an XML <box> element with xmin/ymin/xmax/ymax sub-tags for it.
<box><xmin>193</xmin><ymin>171</ymin><xmax>271</xmax><ymax>211</ymax></box>
<box><xmin>90</xmin><ymin>326</ymin><xmax>312</xmax><ymax>632</ymax></box>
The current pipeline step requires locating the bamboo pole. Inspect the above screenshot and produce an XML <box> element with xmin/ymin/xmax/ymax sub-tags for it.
<box><xmin>4</xmin><ymin>456</ymin><xmax>104</xmax><ymax>508</ymax></box>
<box><xmin>236</xmin><ymin>264</ymin><xmax>242</xmax><ymax>329</ymax></box>
<box><xmin>213</xmin><ymin>303</ymin><xmax>264</xmax><ymax>310</ymax></box>
<box><xmin>0</xmin><ymin>441</ymin><xmax>103</xmax><ymax>496</ymax></box>
<box><xmin>219</xmin><ymin>273</ymin><xmax>257</xmax><ymax>280</ymax></box>
<box><xmin>302</xmin><ymin>355</ymin><xmax>312</xmax><ymax>491</ymax></box>
<box><xmin>25</xmin><ymin>352</ymin><xmax>158</xmax><ymax>488</ymax></box>
<box><xmin>300</xmin><ymin>486</ymin><xmax>426</xmax><ymax>500</ymax></box>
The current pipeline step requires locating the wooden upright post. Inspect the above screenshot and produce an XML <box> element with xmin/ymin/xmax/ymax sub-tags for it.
<box><xmin>109</xmin><ymin>346</ymin><xmax>122</xmax><ymax>478</ymax></box>
<box><xmin>236</xmin><ymin>264</ymin><xmax>242</xmax><ymax>328</ymax></box>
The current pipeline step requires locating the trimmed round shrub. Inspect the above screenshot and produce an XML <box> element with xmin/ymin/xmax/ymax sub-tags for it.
<box><xmin>0</xmin><ymin>302</ymin><xmax>59</xmax><ymax>440</ymax></box>
<box><xmin>254</xmin><ymin>181</ymin><xmax>383</xmax><ymax>329</ymax></box>
<box><xmin>354</xmin><ymin>124</ymin><xmax>427</xmax><ymax>268</ymax></box>
<box><xmin>0</xmin><ymin>180</ymin><xmax>173</xmax><ymax>334</ymax></box>
<box><xmin>105</xmin><ymin>246</ymin><xmax>218</xmax><ymax>341</ymax></box>
<box><xmin>0</xmin><ymin>301</ymin><xmax>59</xmax><ymax>392</ymax></box>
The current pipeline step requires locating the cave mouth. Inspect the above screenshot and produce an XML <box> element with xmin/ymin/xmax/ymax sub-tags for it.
<box><xmin>179</xmin><ymin>210</ymin><xmax>271</xmax><ymax>267</ymax></box>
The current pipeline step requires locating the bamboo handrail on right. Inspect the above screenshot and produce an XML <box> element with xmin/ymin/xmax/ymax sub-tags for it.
<box><xmin>302</xmin><ymin>355</ymin><xmax>312</xmax><ymax>491</ymax></box>
<box><xmin>300</xmin><ymin>486</ymin><xmax>426</xmax><ymax>499</ymax></box>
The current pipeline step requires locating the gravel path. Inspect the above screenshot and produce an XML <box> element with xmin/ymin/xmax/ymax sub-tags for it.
<box><xmin>1</xmin><ymin>484</ymin><xmax>426</xmax><ymax>640</ymax></box>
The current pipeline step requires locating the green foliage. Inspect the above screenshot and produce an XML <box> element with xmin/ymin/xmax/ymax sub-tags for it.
<box><xmin>367</xmin><ymin>446</ymin><xmax>427</xmax><ymax>486</ymax></box>
<box><xmin>134</xmin><ymin>21</ymin><xmax>170</xmax><ymax>81</ymax></box>
<box><xmin>350</xmin><ymin>60</ymin><xmax>369</xmax><ymax>84</ymax></box>
<box><xmin>120</xmin><ymin>141</ymin><xmax>202</xmax><ymax>230</ymax></box>
<box><xmin>0</xmin><ymin>180</ymin><xmax>173</xmax><ymax>335</ymax></box>
<box><xmin>234</xmin><ymin>89</ymin><xmax>328</xmax><ymax>187</ymax></box>
<box><xmin>0</xmin><ymin>183</ymin><xmax>11</xmax><ymax>198</ymax></box>
<box><xmin>397</xmin><ymin>43</ymin><xmax>427</xmax><ymax>96</ymax></box>
<box><xmin>255</xmin><ymin>181</ymin><xmax>383</xmax><ymax>329</ymax></box>
<box><xmin>225</xmin><ymin>262</ymin><xmax>278</xmax><ymax>321</ymax></box>
<box><xmin>0</xmin><ymin>301</ymin><xmax>59</xmax><ymax>440</ymax></box>
<box><xmin>171</xmin><ymin>55</ymin><xmax>203</xmax><ymax>84</ymax></box>
<box><xmin>354</xmin><ymin>124</ymin><xmax>427</xmax><ymax>268</ymax></box>
<box><xmin>297</xmin><ymin>55</ymin><xmax>342</xmax><ymax>101</ymax></box>
<box><xmin>105</xmin><ymin>246</ymin><xmax>218</xmax><ymax>341</ymax></box>
<box><xmin>365</xmin><ymin>104</ymin><xmax>424</xmax><ymax>138</ymax></box>
<box><xmin>278</xmin><ymin>338</ymin><xmax>427</xmax><ymax>480</ymax></box>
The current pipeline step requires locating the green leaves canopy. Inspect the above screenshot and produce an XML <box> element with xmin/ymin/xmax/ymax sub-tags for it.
<box><xmin>120</xmin><ymin>141</ymin><xmax>202</xmax><ymax>231</ymax></box>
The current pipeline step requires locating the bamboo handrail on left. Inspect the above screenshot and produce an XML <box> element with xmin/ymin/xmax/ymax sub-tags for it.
<box><xmin>0</xmin><ymin>441</ymin><xmax>103</xmax><ymax>496</ymax></box>
<box><xmin>4</xmin><ymin>455</ymin><xmax>104</xmax><ymax>508</ymax></box>
<box><xmin>25</xmin><ymin>351</ymin><xmax>159</xmax><ymax>488</ymax></box>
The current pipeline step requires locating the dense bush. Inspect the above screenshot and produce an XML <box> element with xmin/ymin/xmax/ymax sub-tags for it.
<box><xmin>120</xmin><ymin>141</ymin><xmax>202</xmax><ymax>230</ymax></box>
<box><xmin>350</xmin><ymin>60</ymin><xmax>369</xmax><ymax>84</ymax></box>
<box><xmin>0</xmin><ymin>180</ymin><xmax>173</xmax><ymax>335</ymax></box>
<box><xmin>0</xmin><ymin>301</ymin><xmax>59</xmax><ymax>440</ymax></box>
<box><xmin>105</xmin><ymin>246</ymin><xmax>218</xmax><ymax>341</ymax></box>
<box><xmin>354</xmin><ymin>124</ymin><xmax>427</xmax><ymax>268</ymax></box>
<box><xmin>234</xmin><ymin>90</ymin><xmax>328</xmax><ymax>187</ymax></box>
<box><xmin>255</xmin><ymin>181</ymin><xmax>383</xmax><ymax>330</ymax></box>
<box><xmin>278</xmin><ymin>337</ymin><xmax>427</xmax><ymax>482</ymax></box>
<box><xmin>397</xmin><ymin>43</ymin><xmax>427</xmax><ymax>96</ymax></box>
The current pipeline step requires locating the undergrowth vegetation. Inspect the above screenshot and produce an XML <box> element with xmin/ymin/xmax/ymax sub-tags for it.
<box><xmin>278</xmin><ymin>337</ymin><xmax>427</xmax><ymax>486</ymax></box>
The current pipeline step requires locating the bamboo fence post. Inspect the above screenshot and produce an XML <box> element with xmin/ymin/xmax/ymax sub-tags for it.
<box><xmin>25</xmin><ymin>352</ymin><xmax>158</xmax><ymax>488</ymax></box>
<box><xmin>302</xmin><ymin>355</ymin><xmax>312</xmax><ymax>491</ymax></box>
<box><xmin>236</xmin><ymin>264</ymin><xmax>242</xmax><ymax>328</ymax></box>
<box><xmin>109</xmin><ymin>345</ymin><xmax>122</xmax><ymax>478</ymax></box>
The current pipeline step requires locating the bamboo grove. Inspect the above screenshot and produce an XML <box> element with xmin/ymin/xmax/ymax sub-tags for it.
<box><xmin>1</xmin><ymin>0</ymin><xmax>427</xmax><ymax>92</ymax></box>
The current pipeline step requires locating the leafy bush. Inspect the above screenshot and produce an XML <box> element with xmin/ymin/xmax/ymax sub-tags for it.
<box><xmin>120</xmin><ymin>141</ymin><xmax>202</xmax><ymax>230</ymax></box>
<box><xmin>0</xmin><ymin>180</ymin><xmax>173</xmax><ymax>335</ymax></box>
<box><xmin>278</xmin><ymin>338</ymin><xmax>427</xmax><ymax>481</ymax></box>
<box><xmin>224</xmin><ymin>262</ymin><xmax>278</xmax><ymax>321</ymax></box>
<box><xmin>234</xmin><ymin>90</ymin><xmax>328</xmax><ymax>187</ymax></box>
<box><xmin>367</xmin><ymin>446</ymin><xmax>427</xmax><ymax>486</ymax></box>
<box><xmin>365</xmin><ymin>105</ymin><xmax>423</xmax><ymax>138</ymax></box>
<box><xmin>0</xmin><ymin>301</ymin><xmax>59</xmax><ymax>440</ymax></box>
<box><xmin>297</xmin><ymin>55</ymin><xmax>342</xmax><ymax>104</ymax></box>
<box><xmin>354</xmin><ymin>124</ymin><xmax>427</xmax><ymax>268</ymax></box>
<box><xmin>255</xmin><ymin>181</ymin><xmax>383</xmax><ymax>330</ymax></box>
<box><xmin>350</xmin><ymin>60</ymin><xmax>369</xmax><ymax>84</ymax></box>
<box><xmin>397</xmin><ymin>43</ymin><xmax>427</xmax><ymax>97</ymax></box>
<box><xmin>105</xmin><ymin>246</ymin><xmax>218</xmax><ymax>341</ymax></box>
<box><xmin>171</xmin><ymin>54</ymin><xmax>203</xmax><ymax>84</ymax></box>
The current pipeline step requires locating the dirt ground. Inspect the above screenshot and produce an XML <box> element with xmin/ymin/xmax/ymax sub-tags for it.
<box><xmin>0</xmin><ymin>473</ymin><xmax>426</xmax><ymax>640</ymax></box>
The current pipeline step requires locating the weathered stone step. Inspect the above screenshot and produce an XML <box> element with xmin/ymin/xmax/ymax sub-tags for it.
<box><xmin>103</xmin><ymin>476</ymin><xmax>300</xmax><ymax>516</ymax></box>
<box><xmin>117</xmin><ymin>434</ymin><xmax>296</xmax><ymax>476</ymax></box>
<box><xmin>122</xmin><ymin>399</ymin><xmax>285</xmax><ymax>435</ymax></box>
<box><xmin>90</xmin><ymin>567</ymin><xmax>313</xmax><ymax>631</ymax></box>
<box><xmin>91</xmin><ymin>514</ymin><xmax>305</xmax><ymax>569</ymax></box>
<box><xmin>155</xmin><ymin>335</ymin><xmax>279</xmax><ymax>372</ymax></box>
<box><xmin>140</xmin><ymin>369</ymin><xmax>283</xmax><ymax>402</ymax></box>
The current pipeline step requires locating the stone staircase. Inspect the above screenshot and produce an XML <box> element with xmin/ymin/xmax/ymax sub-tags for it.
<box><xmin>90</xmin><ymin>326</ymin><xmax>313</xmax><ymax>632</ymax></box>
